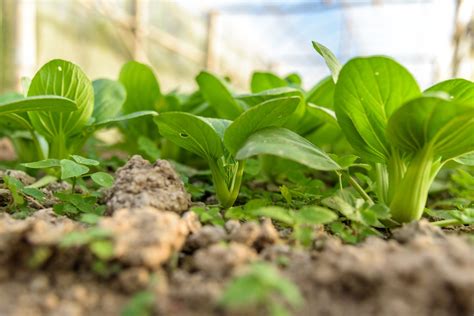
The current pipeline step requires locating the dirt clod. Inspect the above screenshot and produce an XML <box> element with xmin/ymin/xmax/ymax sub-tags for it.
<box><xmin>99</xmin><ymin>207</ymin><xmax>189</xmax><ymax>268</ymax></box>
<box><xmin>193</xmin><ymin>242</ymin><xmax>257</xmax><ymax>278</ymax></box>
<box><xmin>186</xmin><ymin>225</ymin><xmax>227</xmax><ymax>251</ymax></box>
<box><xmin>105</xmin><ymin>155</ymin><xmax>191</xmax><ymax>214</ymax></box>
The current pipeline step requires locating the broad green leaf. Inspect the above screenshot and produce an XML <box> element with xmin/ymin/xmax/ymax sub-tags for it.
<box><xmin>250</xmin><ymin>71</ymin><xmax>287</xmax><ymax>93</ymax></box>
<box><xmin>236</xmin><ymin>127</ymin><xmax>341</xmax><ymax>171</ymax></box>
<box><xmin>237</xmin><ymin>87</ymin><xmax>303</xmax><ymax>107</ymax></box>
<box><xmin>387</xmin><ymin>96</ymin><xmax>474</xmax><ymax>159</ymax></box>
<box><xmin>295</xmin><ymin>206</ymin><xmax>338</xmax><ymax>225</ymax></box>
<box><xmin>0</xmin><ymin>96</ymin><xmax>76</xmax><ymax>116</ymax></box>
<box><xmin>119</xmin><ymin>61</ymin><xmax>161</xmax><ymax>138</ymax></box>
<box><xmin>196</xmin><ymin>71</ymin><xmax>243</xmax><ymax>119</ymax></box>
<box><xmin>90</xmin><ymin>172</ymin><xmax>114</xmax><ymax>188</ymax></box>
<box><xmin>60</xmin><ymin>159</ymin><xmax>89</xmax><ymax>179</ymax></box>
<box><xmin>155</xmin><ymin>112</ymin><xmax>231</xmax><ymax>160</ymax></box>
<box><xmin>92</xmin><ymin>79</ymin><xmax>126</xmax><ymax>122</ymax></box>
<box><xmin>312</xmin><ymin>41</ymin><xmax>341</xmax><ymax>82</ymax></box>
<box><xmin>425</xmin><ymin>78</ymin><xmax>474</xmax><ymax>103</ymax></box>
<box><xmin>28</xmin><ymin>59</ymin><xmax>94</xmax><ymax>139</ymax></box>
<box><xmin>70</xmin><ymin>155</ymin><xmax>99</xmax><ymax>166</ymax></box>
<box><xmin>91</xmin><ymin>110</ymin><xmax>158</xmax><ymax>129</ymax></box>
<box><xmin>224</xmin><ymin>96</ymin><xmax>301</xmax><ymax>156</ymax></box>
<box><xmin>335</xmin><ymin>56</ymin><xmax>420</xmax><ymax>163</ymax></box>
<box><xmin>306</xmin><ymin>76</ymin><xmax>335</xmax><ymax>109</ymax></box>
<box><xmin>298</xmin><ymin>104</ymin><xmax>339</xmax><ymax>136</ymax></box>
<box><xmin>22</xmin><ymin>159</ymin><xmax>61</xmax><ymax>169</ymax></box>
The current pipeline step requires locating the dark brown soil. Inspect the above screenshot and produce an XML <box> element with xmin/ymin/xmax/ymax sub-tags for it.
<box><xmin>0</xmin><ymin>156</ymin><xmax>473</xmax><ymax>316</ymax></box>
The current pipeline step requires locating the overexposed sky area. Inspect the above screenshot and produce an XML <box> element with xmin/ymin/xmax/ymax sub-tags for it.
<box><xmin>174</xmin><ymin>0</ymin><xmax>462</xmax><ymax>89</ymax></box>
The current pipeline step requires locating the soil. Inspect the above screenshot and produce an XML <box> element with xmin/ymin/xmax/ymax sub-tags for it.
<box><xmin>0</xmin><ymin>138</ymin><xmax>16</xmax><ymax>161</ymax></box>
<box><xmin>0</xmin><ymin>156</ymin><xmax>473</xmax><ymax>316</ymax></box>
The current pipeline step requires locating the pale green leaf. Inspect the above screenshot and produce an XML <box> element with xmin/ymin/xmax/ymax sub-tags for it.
<box><xmin>28</xmin><ymin>59</ymin><xmax>94</xmax><ymax>139</ymax></box>
<box><xmin>119</xmin><ymin>61</ymin><xmax>161</xmax><ymax>138</ymax></box>
<box><xmin>334</xmin><ymin>56</ymin><xmax>420</xmax><ymax>162</ymax></box>
<box><xmin>0</xmin><ymin>96</ymin><xmax>76</xmax><ymax>116</ymax></box>
<box><xmin>236</xmin><ymin>127</ymin><xmax>341</xmax><ymax>171</ymax></box>
<box><xmin>92</xmin><ymin>79</ymin><xmax>126</xmax><ymax>122</ymax></box>
<box><xmin>22</xmin><ymin>159</ymin><xmax>61</xmax><ymax>169</ymax></box>
<box><xmin>224</xmin><ymin>96</ymin><xmax>301</xmax><ymax>156</ymax></box>
<box><xmin>155</xmin><ymin>112</ymin><xmax>231</xmax><ymax>160</ymax></box>
<box><xmin>387</xmin><ymin>96</ymin><xmax>474</xmax><ymax>159</ymax></box>
<box><xmin>70</xmin><ymin>155</ymin><xmax>100</xmax><ymax>166</ymax></box>
<box><xmin>250</xmin><ymin>71</ymin><xmax>287</xmax><ymax>93</ymax></box>
<box><xmin>312</xmin><ymin>41</ymin><xmax>341</xmax><ymax>82</ymax></box>
<box><xmin>60</xmin><ymin>159</ymin><xmax>89</xmax><ymax>179</ymax></box>
<box><xmin>90</xmin><ymin>172</ymin><xmax>114</xmax><ymax>188</ymax></box>
<box><xmin>196</xmin><ymin>71</ymin><xmax>244</xmax><ymax>119</ymax></box>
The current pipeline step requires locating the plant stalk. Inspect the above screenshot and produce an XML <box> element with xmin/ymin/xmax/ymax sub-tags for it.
<box><xmin>389</xmin><ymin>145</ymin><xmax>434</xmax><ymax>223</ymax></box>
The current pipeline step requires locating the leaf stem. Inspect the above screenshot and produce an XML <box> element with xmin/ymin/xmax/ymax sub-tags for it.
<box><xmin>431</xmin><ymin>219</ymin><xmax>461</xmax><ymax>227</ymax></box>
<box><xmin>339</xmin><ymin>171</ymin><xmax>374</xmax><ymax>205</ymax></box>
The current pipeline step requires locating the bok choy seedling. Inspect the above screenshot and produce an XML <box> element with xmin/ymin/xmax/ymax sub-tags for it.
<box><xmin>155</xmin><ymin>96</ymin><xmax>314</xmax><ymax>208</ymax></box>
<box><xmin>1</xmin><ymin>59</ymin><xmax>156</xmax><ymax>160</ymax></box>
<box><xmin>311</xmin><ymin>41</ymin><xmax>474</xmax><ymax>223</ymax></box>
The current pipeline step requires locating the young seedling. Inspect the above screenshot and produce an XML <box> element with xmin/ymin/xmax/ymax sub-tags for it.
<box><xmin>22</xmin><ymin>155</ymin><xmax>114</xmax><ymax>219</ymax></box>
<box><xmin>220</xmin><ymin>262</ymin><xmax>303</xmax><ymax>316</ymax></box>
<box><xmin>0</xmin><ymin>59</ymin><xmax>157</xmax><ymax>160</ymax></box>
<box><xmin>312</xmin><ymin>41</ymin><xmax>474</xmax><ymax>223</ymax></box>
<box><xmin>253</xmin><ymin>205</ymin><xmax>338</xmax><ymax>246</ymax></box>
<box><xmin>155</xmin><ymin>96</ymin><xmax>306</xmax><ymax>208</ymax></box>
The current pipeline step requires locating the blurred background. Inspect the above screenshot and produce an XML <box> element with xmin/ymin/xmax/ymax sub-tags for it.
<box><xmin>0</xmin><ymin>0</ymin><xmax>473</xmax><ymax>94</ymax></box>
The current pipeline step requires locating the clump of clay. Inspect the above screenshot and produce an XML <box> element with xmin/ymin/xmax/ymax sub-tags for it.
<box><xmin>392</xmin><ymin>219</ymin><xmax>445</xmax><ymax>243</ymax></box>
<box><xmin>229</xmin><ymin>219</ymin><xmax>280</xmax><ymax>250</ymax></box>
<box><xmin>186</xmin><ymin>225</ymin><xmax>227</xmax><ymax>251</ymax></box>
<box><xmin>105</xmin><ymin>155</ymin><xmax>191</xmax><ymax>214</ymax></box>
<box><xmin>193</xmin><ymin>242</ymin><xmax>257</xmax><ymax>278</ymax></box>
<box><xmin>98</xmin><ymin>207</ymin><xmax>189</xmax><ymax>268</ymax></box>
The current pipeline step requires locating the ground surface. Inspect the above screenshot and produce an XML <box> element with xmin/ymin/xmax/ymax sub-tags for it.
<box><xmin>0</xmin><ymin>156</ymin><xmax>473</xmax><ymax>316</ymax></box>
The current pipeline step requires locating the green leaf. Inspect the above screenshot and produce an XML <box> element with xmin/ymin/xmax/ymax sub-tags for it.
<box><xmin>92</xmin><ymin>79</ymin><xmax>126</xmax><ymax>122</ymax></box>
<box><xmin>70</xmin><ymin>155</ymin><xmax>100</xmax><ymax>166</ymax></box>
<box><xmin>250</xmin><ymin>71</ymin><xmax>287</xmax><ymax>93</ymax></box>
<box><xmin>22</xmin><ymin>159</ymin><xmax>61</xmax><ymax>169</ymax></box>
<box><xmin>236</xmin><ymin>127</ymin><xmax>341</xmax><ymax>171</ymax></box>
<box><xmin>91</xmin><ymin>110</ymin><xmax>158</xmax><ymax>129</ymax></box>
<box><xmin>252</xmin><ymin>207</ymin><xmax>295</xmax><ymax>226</ymax></box>
<box><xmin>306</xmin><ymin>76</ymin><xmax>335</xmax><ymax>109</ymax></box>
<box><xmin>91</xmin><ymin>172</ymin><xmax>115</xmax><ymax>188</ymax></box>
<box><xmin>22</xmin><ymin>187</ymin><xmax>45</xmax><ymax>201</ymax></box>
<box><xmin>454</xmin><ymin>151</ymin><xmax>474</xmax><ymax>166</ymax></box>
<box><xmin>0</xmin><ymin>96</ymin><xmax>77</xmax><ymax>116</ymax></box>
<box><xmin>3</xmin><ymin>175</ymin><xmax>25</xmax><ymax>206</ymax></box>
<box><xmin>295</xmin><ymin>206</ymin><xmax>338</xmax><ymax>225</ymax></box>
<box><xmin>90</xmin><ymin>240</ymin><xmax>114</xmax><ymax>260</ymax></box>
<box><xmin>196</xmin><ymin>71</ymin><xmax>243</xmax><ymax>119</ymax></box>
<box><xmin>237</xmin><ymin>87</ymin><xmax>303</xmax><ymax>107</ymax></box>
<box><xmin>121</xmin><ymin>291</ymin><xmax>155</xmax><ymax>316</ymax></box>
<box><xmin>334</xmin><ymin>56</ymin><xmax>420</xmax><ymax>163</ymax></box>
<box><xmin>155</xmin><ymin>112</ymin><xmax>231</xmax><ymax>160</ymax></box>
<box><xmin>60</xmin><ymin>159</ymin><xmax>90</xmax><ymax>179</ymax></box>
<box><xmin>425</xmin><ymin>78</ymin><xmax>474</xmax><ymax>103</ymax></box>
<box><xmin>27</xmin><ymin>59</ymin><xmax>94</xmax><ymax>139</ymax></box>
<box><xmin>224</xmin><ymin>96</ymin><xmax>301</xmax><ymax>156</ymax></box>
<box><xmin>387</xmin><ymin>96</ymin><xmax>474</xmax><ymax>160</ymax></box>
<box><xmin>119</xmin><ymin>61</ymin><xmax>161</xmax><ymax>138</ymax></box>
<box><xmin>312</xmin><ymin>41</ymin><xmax>341</xmax><ymax>82</ymax></box>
